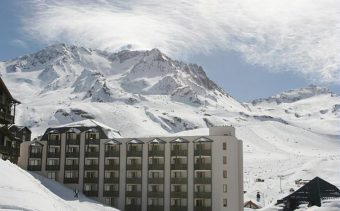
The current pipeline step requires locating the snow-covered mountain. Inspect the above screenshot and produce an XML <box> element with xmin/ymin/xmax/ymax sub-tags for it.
<box><xmin>0</xmin><ymin>44</ymin><xmax>339</xmax><ymax>208</ymax></box>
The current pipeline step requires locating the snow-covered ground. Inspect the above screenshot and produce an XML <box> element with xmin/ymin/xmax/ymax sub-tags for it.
<box><xmin>0</xmin><ymin>160</ymin><xmax>118</xmax><ymax>211</ymax></box>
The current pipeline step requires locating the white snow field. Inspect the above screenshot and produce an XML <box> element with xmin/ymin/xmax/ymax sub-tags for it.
<box><xmin>0</xmin><ymin>44</ymin><xmax>339</xmax><ymax>210</ymax></box>
<box><xmin>0</xmin><ymin>160</ymin><xmax>118</xmax><ymax>211</ymax></box>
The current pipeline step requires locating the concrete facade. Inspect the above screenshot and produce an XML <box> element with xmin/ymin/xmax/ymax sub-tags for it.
<box><xmin>18</xmin><ymin>125</ymin><xmax>243</xmax><ymax>211</ymax></box>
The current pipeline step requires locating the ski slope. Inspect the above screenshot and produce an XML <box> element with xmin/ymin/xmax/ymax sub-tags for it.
<box><xmin>0</xmin><ymin>160</ymin><xmax>119</xmax><ymax>211</ymax></box>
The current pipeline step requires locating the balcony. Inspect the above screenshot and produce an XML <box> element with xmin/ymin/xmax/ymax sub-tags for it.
<box><xmin>171</xmin><ymin>149</ymin><xmax>187</xmax><ymax>157</ymax></box>
<box><xmin>0</xmin><ymin>111</ymin><xmax>14</xmax><ymax>124</ymax></box>
<box><xmin>171</xmin><ymin>178</ymin><xmax>187</xmax><ymax>184</ymax></box>
<box><xmin>103</xmin><ymin>190</ymin><xmax>119</xmax><ymax>197</ymax></box>
<box><xmin>194</xmin><ymin>163</ymin><xmax>211</xmax><ymax>170</ymax></box>
<box><xmin>83</xmin><ymin>177</ymin><xmax>98</xmax><ymax>183</ymax></box>
<box><xmin>64</xmin><ymin>164</ymin><xmax>79</xmax><ymax>170</ymax></box>
<box><xmin>148</xmin><ymin>205</ymin><xmax>164</xmax><ymax>211</ymax></box>
<box><xmin>105</xmin><ymin>150</ymin><xmax>120</xmax><ymax>157</ymax></box>
<box><xmin>126</xmin><ymin>178</ymin><xmax>142</xmax><ymax>184</ymax></box>
<box><xmin>84</xmin><ymin>164</ymin><xmax>99</xmax><ymax>170</ymax></box>
<box><xmin>104</xmin><ymin>164</ymin><xmax>119</xmax><ymax>170</ymax></box>
<box><xmin>170</xmin><ymin>206</ymin><xmax>187</xmax><ymax>211</ymax></box>
<box><xmin>85</xmin><ymin>151</ymin><xmax>99</xmax><ymax>157</ymax></box>
<box><xmin>29</xmin><ymin>152</ymin><xmax>42</xmax><ymax>158</ymax></box>
<box><xmin>194</xmin><ymin>178</ymin><xmax>211</xmax><ymax>184</ymax></box>
<box><xmin>47</xmin><ymin>152</ymin><xmax>60</xmax><ymax>158</ymax></box>
<box><xmin>0</xmin><ymin>145</ymin><xmax>12</xmax><ymax>156</ymax></box>
<box><xmin>171</xmin><ymin>191</ymin><xmax>187</xmax><ymax>198</ymax></box>
<box><xmin>148</xmin><ymin>164</ymin><xmax>164</xmax><ymax>170</ymax></box>
<box><xmin>104</xmin><ymin>177</ymin><xmax>119</xmax><ymax>183</ymax></box>
<box><xmin>148</xmin><ymin>191</ymin><xmax>164</xmax><ymax>198</ymax></box>
<box><xmin>45</xmin><ymin>164</ymin><xmax>60</xmax><ymax>171</ymax></box>
<box><xmin>27</xmin><ymin>165</ymin><xmax>41</xmax><ymax>171</ymax></box>
<box><xmin>85</xmin><ymin>139</ymin><xmax>100</xmax><ymax>145</ymax></box>
<box><xmin>11</xmin><ymin>147</ymin><xmax>20</xmax><ymax>156</ymax></box>
<box><xmin>66</xmin><ymin>139</ymin><xmax>80</xmax><ymax>145</ymax></box>
<box><xmin>148</xmin><ymin>178</ymin><xmax>164</xmax><ymax>184</ymax></box>
<box><xmin>125</xmin><ymin>205</ymin><xmax>141</xmax><ymax>211</ymax></box>
<box><xmin>83</xmin><ymin>190</ymin><xmax>98</xmax><ymax>197</ymax></box>
<box><xmin>194</xmin><ymin>149</ymin><xmax>211</xmax><ymax>156</ymax></box>
<box><xmin>148</xmin><ymin>150</ymin><xmax>164</xmax><ymax>157</ymax></box>
<box><xmin>126</xmin><ymin>164</ymin><xmax>142</xmax><ymax>170</ymax></box>
<box><xmin>125</xmin><ymin>191</ymin><xmax>142</xmax><ymax>197</ymax></box>
<box><xmin>64</xmin><ymin>178</ymin><xmax>79</xmax><ymax>184</ymax></box>
<box><xmin>48</xmin><ymin>140</ymin><xmax>60</xmax><ymax>146</ymax></box>
<box><xmin>171</xmin><ymin>164</ymin><xmax>187</xmax><ymax>170</ymax></box>
<box><xmin>126</xmin><ymin>151</ymin><xmax>142</xmax><ymax>157</ymax></box>
<box><xmin>194</xmin><ymin>206</ymin><xmax>212</xmax><ymax>211</ymax></box>
<box><xmin>65</xmin><ymin>151</ymin><xmax>80</xmax><ymax>158</ymax></box>
<box><xmin>194</xmin><ymin>192</ymin><xmax>211</xmax><ymax>198</ymax></box>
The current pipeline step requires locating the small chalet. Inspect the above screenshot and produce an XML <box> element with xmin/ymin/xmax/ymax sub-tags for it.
<box><xmin>9</xmin><ymin>125</ymin><xmax>32</xmax><ymax>142</ymax></box>
<box><xmin>244</xmin><ymin>200</ymin><xmax>262</xmax><ymax>209</ymax></box>
<box><xmin>276</xmin><ymin>177</ymin><xmax>340</xmax><ymax>210</ymax></box>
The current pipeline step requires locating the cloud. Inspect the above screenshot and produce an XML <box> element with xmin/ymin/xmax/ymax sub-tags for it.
<box><xmin>21</xmin><ymin>0</ymin><xmax>340</xmax><ymax>83</ymax></box>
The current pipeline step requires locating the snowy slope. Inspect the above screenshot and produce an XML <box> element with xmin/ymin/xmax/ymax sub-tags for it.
<box><xmin>0</xmin><ymin>160</ymin><xmax>118</xmax><ymax>211</ymax></box>
<box><xmin>0</xmin><ymin>44</ymin><xmax>339</xmax><ymax>210</ymax></box>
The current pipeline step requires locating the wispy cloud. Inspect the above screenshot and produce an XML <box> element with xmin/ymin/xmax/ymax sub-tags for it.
<box><xmin>10</xmin><ymin>39</ymin><xmax>28</xmax><ymax>49</ymax></box>
<box><xmin>21</xmin><ymin>0</ymin><xmax>340</xmax><ymax>83</ymax></box>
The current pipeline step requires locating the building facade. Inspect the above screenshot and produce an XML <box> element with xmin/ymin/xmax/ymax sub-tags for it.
<box><xmin>18</xmin><ymin>124</ymin><xmax>243</xmax><ymax>211</ymax></box>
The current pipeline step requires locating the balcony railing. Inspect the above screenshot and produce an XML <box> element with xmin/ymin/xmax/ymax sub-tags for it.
<box><xmin>125</xmin><ymin>191</ymin><xmax>142</xmax><ymax>197</ymax></box>
<box><xmin>125</xmin><ymin>205</ymin><xmax>142</xmax><ymax>211</ymax></box>
<box><xmin>83</xmin><ymin>190</ymin><xmax>98</xmax><ymax>197</ymax></box>
<box><xmin>194</xmin><ymin>206</ymin><xmax>212</xmax><ymax>211</ymax></box>
<box><xmin>194</xmin><ymin>192</ymin><xmax>211</xmax><ymax>198</ymax></box>
<box><xmin>84</xmin><ymin>164</ymin><xmax>99</xmax><ymax>170</ymax></box>
<box><xmin>171</xmin><ymin>178</ymin><xmax>187</xmax><ymax>184</ymax></box>
<box><xmin>170</xmin><ymin>191</ymin><xmax>187</xmax><ymax>198</ymax></box>
<box><xmin>194</xmin><ymin>149</ymin><xmax>211</xmax><ymax>156</ymax></box>
<box><xmin>104</xmin><ymin>177</ymin><xmax>119</xmax><ymax>183</ymax></box>
<box><xmin>148</xmin><ymin>191</ymin><xmax>164</xmax><ymax>198</ymax></box>
<box><xmin>0</xmin><ymin>145</ymin><xmax>13</xmax><ymax>155</ymax></box>
<box><xmin>83</xmin><ymin>177</ymin><xmax>98</xmax><ymax>183</ymax></box>
<box><xmin>105</xmin><ymin>150</ymin><xmax>120</xmax><ymax>157</ymax></box>
<box><xmin>170</xmin><ymin>206</ymin><xmax>187</xmax><ymax>211</ymax></box>
<box><xmin>103</xmin><ymin>190</ymin><xmax>119</xmax><ymax>197</ymax></box>
<box><xmin>47</xmin><ymin>152</ymin><xmax>60</xmax><ymax>158</ymax></box>
<box><xmin>104</xmin><ymin>164</ymin><xmax>119</xmax><ymax>170</ymax></box>
<box><xmin>85</xmin><ymin>151</ymin><xmax>99</xmax><ymax>157</ymax></box>
<box><xmin>27</xmin><ymin>165</ymin><xmax>41</xmax><ymax>171</ymax></box>
<box><xmin>85</xmin><ymin>139</ymin><xmax>100</xmax><ymax>145</ymax></box>
<box><xmin>194</xmin><ymin>178</ymin><xmax>211</xmax><ymax>184</ymax></box>
<box><xmin>29</xmin><ymin>152</ymin><xmax>42</xmax><ymax>158</ymax></box>
<box><xmin>63</xmin><ymin>178</ymin><xmax>79</xmax><ymax>184</ymax></box>
<box><xmin>64</xmin><ymin>164</ymin><xmax>79</xmax><ymax>170</ymax></box>
<box><xmin>66</xmin><ymin>139</ymin><xmax>80</xmax><ymax>145</ymax></box>
<box><xmin>65</xmin><ymin>151</ymin><xmax>80</xmax><ymax>158</ymax></box>
<box><xmin>126</xmin><ymin>178</ymin><xmax>142</xmax><ymax>184</ymax></box>
<box><xmin>148</xmin><ymin>150</ymin><xmax>165</xmax><ymax>157</ymax></box>
<box><xmin>148</xmin><ymin>164</ymin><xmax>164</xmax><ymax>170</ymax></box>
<box><xmin>171</xmin><ymin>164</ymin><xmax>187</xmax><ymax>170</ymax></box>
<box><xmin>171</xmin><ymin>150</ymin><xmax>187</xmax><ymax>157</ymax></box>
<box><xmin>126</xmin><ymin>164</ymin><xmax>142</xmax><ymax>170</ymax></box>
<box><xmin>0</xmin><ymin>111</ymin><xmax>14</xmax><ymax>124</ymax></box>
<box><xmin>48</xmin><ymin>140</ymin><xmax>60</xmax><ymax>145</ymax></box>
<box><xmin>194</xmin><ymin>163</ymin><xmax>211</xmax><ymax>170</ymax></box>
<box><xmin>148</xmin><ymin>178</ymin><xmax>164</xmax><ymax>184</ymax></box>
<box><xmin>45</xmin><ymin>164</ymin><xmax>60</xmax><ymax>171</ymax></box>
<box><xmin>126</xmin><ymin>151</ymin><xmax>142</xmax><ymax>157</ymax></box>
<box><xmin>148</xmin><ymin>205</ymin><xmax>164</xmax><ymax>211</ymax></box>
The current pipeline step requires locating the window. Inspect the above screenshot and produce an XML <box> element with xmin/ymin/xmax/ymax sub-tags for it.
<box><xmin>223</xmin><ymin>199</ymin><xmax>228</xmax><ymax>207</ymax></box>
<box><xmin>223</xmin><ymin>156</ymin><xmax>227</xmax><ymax>164</ymax></box>
<box><xmin>29</xmin><ymin>159</ymin><xmax>41</xmax><ymax>166</ymax></box>
<box><xmin>223</xmin><ymin>142</ymin><xmax>227</xmax><ymax>150</ymax></box>
<box><xmin>47</xmin><ymin>172</ymin><xmax>56</xmax><ymax>180</ymax></box>
<box><xmin>47</xmin><ymin>159</ymin><xmax>59</xmax><ymax>165</ymax></box>
<box><xmin>223</xmin><ymin>170</ymin><xmax>227</xmax><ymax>178</ymax></box>
<box><xmin>223</xmin><ymin>184</ymin><xmax>227</xmax><ymax>192</ymax></box>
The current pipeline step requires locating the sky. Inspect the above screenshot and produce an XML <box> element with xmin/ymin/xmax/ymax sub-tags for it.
<box><xmin>0</xmin><ymin>0</ymin><xmax>339</xmax><ymax>101</ymax></box>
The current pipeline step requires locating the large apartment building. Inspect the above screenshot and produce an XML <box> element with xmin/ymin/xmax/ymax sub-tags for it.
<box><xmin>18</xmin><ymin>120</ymin><xmax>243</xmax><ymax>211</ymax></box>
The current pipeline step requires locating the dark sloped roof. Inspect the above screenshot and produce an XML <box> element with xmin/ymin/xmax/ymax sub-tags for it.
<box><xmin>0</xmin><ymin>77</ymin><xmax>20</xmax><ymax>104</ymax></box>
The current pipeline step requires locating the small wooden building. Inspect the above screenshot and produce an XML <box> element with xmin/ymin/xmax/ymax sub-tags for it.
<box><xmin>244</xmin><ymin>200</ymin><xmax>262</xmax><ymax>209</ymax></box>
